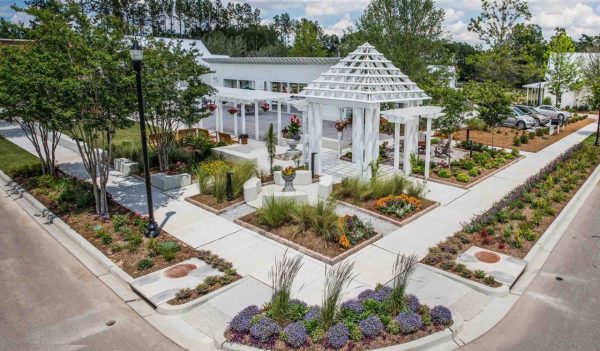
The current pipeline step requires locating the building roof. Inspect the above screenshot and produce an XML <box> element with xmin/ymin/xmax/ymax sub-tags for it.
<box><xmin>209</xmin><ymin>86</ymin><xmax>292</xmax><ymax>104</ymax></box>
<box><xmin>203</xmin><ymin>57</ymin><xmax>340</xmax><ymax>65</ymax></box>
<box><xmin>297</xmin><ymin>43</ymin><xmax>430</xmax><ymax>106</ymax></box>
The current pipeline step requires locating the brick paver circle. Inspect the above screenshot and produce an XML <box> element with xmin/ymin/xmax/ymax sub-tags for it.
<box><xmin>164</xmin><ymin>264</ymin><xmax>197</xmax><ymax>278</ymax></box>
<box><xmin>475</xmin><ymin>251</ymin><xmax>501</xmax><ymax>264</ymax></box>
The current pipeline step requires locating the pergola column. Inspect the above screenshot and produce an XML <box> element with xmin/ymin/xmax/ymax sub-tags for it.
<box><xmin>403</xmin><ymin>119</ymin><xmax>416</xmax><ymax>174</ymax></box>
<box><xmin>241</xmin><ymin>103</ymin><xmax>246</xmax><ymax>134</ymax></box>
<box><xmin>337</xmin><ymin>107</ymin><xmax>343</xmax><ymax>158</ymax></box>
<box><xmin>301</xmin><ymin>110</ymin><xmax>307</xmax><ymax>165</ymax></box>
<box><xmin>424</xmin><ymin>117</ymin><xmax>432</xmax><ymax>179</ymax></box>
<box><xmin>215</xmin><ymin>100</ymin><xmax>221</xmax><ymax>142</ymax></box>
<box><xmin>233</xmin><ymin>107</ymin><xmax>238</xmax><ymax>136</ymax></box>
<box><xmin>314</xmin><ymin>103</ymin><xmax>323</xmax><ymax>175</ymax></box>
<box><xmin>393</xmin><ymin>122</ymin><xmax>400</xmax><ymax>172</ymax></box>
<box><xmin>286</xmin><ymin>83</ymin><xmax>291</xmax><ymax>113</ymax></box>
<box><xmin>372</xmin><ymin>106</ymin><xmax>381</xmax><ymax>162</ymax></box>
<box><xmin>354</xmin><ymin>108</ymin><xmax>365</xmax><ymax>178</ymax></box>
<box><xmin>277</xmin><ymin>101</ymin><xmax>282</xmax><ymax>145</ymax></box>
<box><xmin>219</xmin><ymin>101</ymin><xmax>224</xmax><ymax>133</ymax></box>
<box><xmin>364</xmin><ymin>106</ymin><xmax>374</xmax><ymax>179</ymax></box>
<box><xmin>254</xmin><ymin>101</ymin><xmax>259</xmax><ymax>140</ymax></box>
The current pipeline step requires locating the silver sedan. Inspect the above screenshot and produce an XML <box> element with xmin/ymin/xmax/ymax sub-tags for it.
<box><xmin>535</xmin><ymin>105</ymin><xmax>571</xmax><ymax>125</ymax></box>
<box><xmin>503</xmin><ymin>107</ymin><xmax>536</xmax><ymax>129</ymax></box>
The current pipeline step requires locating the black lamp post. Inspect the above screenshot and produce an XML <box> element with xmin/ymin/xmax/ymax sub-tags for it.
<box><xmin>595</xmin><ymin>108</ymin><xmax>600</xmax><ymax>147</ymax></box>
<box><xmin>130</xmin><ymin>41</ymin><xmax>159</xmax><ymax>238</ymax></box>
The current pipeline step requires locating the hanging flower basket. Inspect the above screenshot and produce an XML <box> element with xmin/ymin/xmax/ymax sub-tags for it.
<box><xmin>335</xmin><ymin>119</ymin><xmax>348</xmax><ymax>132</ymax></box>
<box><xmin>261</xmin><ymin>102</ymin><xmax>270</xmax><ymax>112</ymax></box>
<box><xmin>228</xmin><ymin>106</ymin><xmax>239</xmax><ymax>115</ymax></box>
<box><xmin>207</xmin><ymin>103</ymin><xmax>217</xmax><ymax>112</ymax></box>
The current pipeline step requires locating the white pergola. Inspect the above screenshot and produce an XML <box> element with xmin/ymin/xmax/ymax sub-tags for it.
<box><xmin>381</xmin><ymin>106</ymin><xmax>444</xmax><ymax>178</ymax></box>
<box><xmin>207</xmin><ymin>87</ymin><xmax>292</xmax><ymax>143</ymax></box>
<box><xmin>297</xmin><ymin>43</ymin><xmax>431</xmax><ymax>179</ymax></box>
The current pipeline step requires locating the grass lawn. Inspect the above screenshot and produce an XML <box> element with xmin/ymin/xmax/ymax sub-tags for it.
<box><xmin>0</xmin><ymin>136</ymin><xmax>39</xmax><ymax>174</ymax></box>
<box><xmin>113</xmin><ymin>122</ymin><xmax>142</xmax><ymax>145</ymax></box>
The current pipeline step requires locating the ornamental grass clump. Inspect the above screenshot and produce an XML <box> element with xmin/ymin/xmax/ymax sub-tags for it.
<box><xmin>390</xmin><ymin>253</ymin><xmax>418</xmax><ymax>315</ymax></box>
<box><xmin>257</xmin><ymin>196</ymin><xmax>297</xmax><ymax>228</ymax></box>
<box><xmin>321</xmin><ymin>261</ymin><xmax>356</xmax><ymax>330</ymax></box>
<box><xmin>268</xmin><ymin>251</ymin><xmax>303</xmax><ymax>324</ymax></box>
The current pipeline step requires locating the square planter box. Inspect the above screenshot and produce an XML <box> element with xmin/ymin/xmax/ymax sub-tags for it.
<box><xmin>151</xmin><ymin>172</ymin><xmax>191</xmax><ymax>191</ymax></box>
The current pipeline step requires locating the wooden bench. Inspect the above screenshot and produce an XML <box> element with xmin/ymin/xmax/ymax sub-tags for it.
<box><xmin>217</xmin><ymin>132</ymin><xmax>239</xmax><ymax>145</ymax></box>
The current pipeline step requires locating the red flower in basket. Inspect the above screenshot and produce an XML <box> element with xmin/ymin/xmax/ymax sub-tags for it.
<box><xmin>228</xmin><ymin>106</ymin><xmax>239</xmax><ymax>115</ymax></box>
<box><xmin>335</xmin><ymin>119</ymin><xmax>348</xmax><ymax>132</ymax></box>
<box><xmin>207</xmin><ymin>103</ymin><xmax>217</xmax><ymax>112</ymax></box>
<box><xmin>261</xmin><ymin>102</ymin><xmax>270</xmax><ymax>112</ymax></box>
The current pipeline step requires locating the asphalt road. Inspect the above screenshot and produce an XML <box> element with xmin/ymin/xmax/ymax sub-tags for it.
<box><xmin>460</xmin><ymin>181</ymin><xmax>600</xmax><ymax>351</ymax></box>
<box><xmin>0</xmin><ymin>192</ymin><xmax>183</xmax><ymax>351</ymax></box>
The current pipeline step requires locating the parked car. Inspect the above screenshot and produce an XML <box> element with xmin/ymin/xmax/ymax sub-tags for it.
<box><xmin>513</xmin><ymin>105</ymin><xmax>550</xmax><ymax>126</ymax></box>
<box><xmin>534</xmin><ymin>105</ymin><xmax>571</xmax><ymax>125</ymax></box>
<box><xmin>503</xmin><ymin>107</ymin><xmax>536</xmax><ymax>129</ymax></box>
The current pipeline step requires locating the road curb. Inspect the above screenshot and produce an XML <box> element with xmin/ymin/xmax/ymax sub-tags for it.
<box><xmin>418</xmin><ymin>263</ymin><xmax>510</xmax><ymax>297</ymax></box>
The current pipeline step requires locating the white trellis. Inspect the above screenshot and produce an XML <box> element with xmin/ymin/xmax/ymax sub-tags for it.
<box><xmin>297</xmin><ymin>42</ymin><xmax>432</xmax><ymax>179</ymax></box>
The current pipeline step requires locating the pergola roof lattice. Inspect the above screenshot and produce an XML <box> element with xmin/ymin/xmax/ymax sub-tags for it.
<box><xmin>298</xmin><ymin>43</ymin><xmax>430</xmax><ymax>105</ymax></box>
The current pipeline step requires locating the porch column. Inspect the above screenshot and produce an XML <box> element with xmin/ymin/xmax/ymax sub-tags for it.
<box><xmin>241</xmin><ymin>103</ymin><xmax>246</xmax><ymax>134</ymax></box>
<box><xmin>277</xmin><ymin>101</ymin><xmax>282</xmax><ymax>145</ymax></box>
<box><xmin>233</xmin><ymin>107</ymin><xmax>238</xmax><ymax>136</ymax></box>
<box><xmin>393</xmin><ymin>122</ymin><xmax>400</xmax><ymax>172</ymax></box>
<box><xmin>254</xmin><ymin>100</ymin><xmax>259</xmax><ymax>140</ymax></box>
<box><xmin>337</xmin><ymin>107</ymin><xmax>343</xmax><ymax>158</ymax></box>
<box><xmin>425</xmin><ymin>117</ymin><xmax>432</xmax><ymax>179</ymax></box>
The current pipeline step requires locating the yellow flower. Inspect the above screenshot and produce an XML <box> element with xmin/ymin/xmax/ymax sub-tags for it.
<box><xmin>339</xmin><ymin>234</ymin><xmax>350</xmax><ymax>249</ymax></box>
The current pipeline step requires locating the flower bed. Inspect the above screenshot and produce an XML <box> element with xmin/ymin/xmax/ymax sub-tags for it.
<box><xmin>225</xmin><ymin>254</ymin><xmax>453</xmax><ymax>350</ymax></box>
<box><xmin>237</xmin><ymin>198</ymin><xmax>379</xmax><ymax>261</ymax></box>
<box><xmin>187</xmin><ymin>159</ymin><xmax>258</xmax><ymax>212</ymax></box>
<box><xmin>414</xmin><ymin>147</ymin><xmax>521</xmax><ymax>187</ymax></box>
<box><xmin>16</xmin><ymin>171</ymin><xmax>199</xmax><ymax>278</ymax></box>
<box><xmin>422</xmin><ymin>143</ymin><xmax>600</xmax><ymax>286</ymax></box>
<box><xmin>332</xmin><ymin>175</ymin><xmax>436</xmax><ymax>225</ymax></box>
<box><xmin>167</xmin><ymin>250</ymin><xmax>241</xmax><ymax>305</ymax></box>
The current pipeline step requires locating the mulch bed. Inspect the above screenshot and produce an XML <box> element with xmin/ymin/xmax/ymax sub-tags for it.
<box><xmin>187</xmin><ymin>193</ymin><xmax>245</xmax><ymax>211</ymax></box>
<box><xmin>238</xmin><ymin>213</ymin><xmax>372</xmax><ymax>259</ymax></box>
<box><xmin>225</xmin><ymin>324</ymin><xmax>449</xmax><ymax>351</ymax></box>
<box><xmin>424</xmin><ymin>156</ymin><xmax>523</xmax><ymax>188</ymax></box>
<box><xmin>454</xmin><ymin>118</ymin><xmax>594</xmax><ymax>153</ymax></box>
<box><xmin>166</xmin><ymin>274</ymin><xmax>242</xmax><ymax>305</ymax></box>
<box><xmin>17</xmin><ymin>176</ymin><xmax>198</xmax><ymax>278</ymax></box>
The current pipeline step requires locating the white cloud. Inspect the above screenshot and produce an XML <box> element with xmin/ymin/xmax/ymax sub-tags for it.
<box><xmin>323</xmin><ymin>13</ymin><xmax>353</xmax><ymax>36</ymax></box>
<box><xmin>304</xmin><ymin>0</ymin><xmax>369</xmax><ymax>17</ymax></box>
<box><xmin>446</xmin><ymin>20</ymin><xmax>479</xmax><ymax>44</ymax></box>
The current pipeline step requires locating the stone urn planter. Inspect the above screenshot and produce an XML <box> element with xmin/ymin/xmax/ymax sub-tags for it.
<box><xmin>285</xmin><ymin>134</ymin><xmax>302</xmax><ymax>158</ymax></box>
<box><xmin>281</xmin><ymin>166</ymin><xmax>296</xmax><ymax>192</ymax></box>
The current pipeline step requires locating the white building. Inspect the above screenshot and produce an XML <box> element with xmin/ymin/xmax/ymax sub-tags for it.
<box><xmin>524</xmin><ymin>52</ymin><xmax>599</xmax><ymax>108</ymax></box>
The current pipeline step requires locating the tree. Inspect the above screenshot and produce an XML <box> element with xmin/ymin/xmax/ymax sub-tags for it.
<box><xmin>465</xmin><ymin>81</ymin><xmax>512</xmax><ymax>148</ymax></box>
<box><xmin>142</xmin><ymin>39</ymin><xmax>213</xmax><ymax>171</ymax></box>
<box><xmin>266</xmin><ymin>123</ymin><xmax>276</xmax><ymax>174</ymax></box>
<box><xmin>583</xmin><ymin>52</ymin><xmax>600</xmax><ymax>145</ymax></box>
<box><xmin>508</xmin><ymin>23</ymin><xmax>546</xmax><ymax>78</ymax></box>
<box><xmin>289</xmin><ymin>19</ymin><xmax>327</xmax><ymax>57</ymax></box>
<box><xmin>468</xmin><ymin>0</ymin><xmax>531</xmax><ymax>48</ymax></box>
<box><xmin>445</xmin><ymin>41</ymin><xmax>478</xmax><ymax>82</ymax></box>
<box><xmin>0</xmin><ymin>2</ymin><xmax>72</xmax><ymax>176</ymax></box>
<box><xmin>356</xmin><ymin>0</ymin><xmax>446</xmax><ymax>77</ymax></box>
<box><xmin>469</xmin><ymin>46</ymin><xmax>538</xmax><ymax>86</ymax></box>
<box><xmin>545</xmin><ymin>28</ymin><xmax>580</xmax><ymax>107</ymax></box>
<box><xmin>433</xmin><ymin>88</ymin><xmax>470</xmax><ymax>162</ymax></box>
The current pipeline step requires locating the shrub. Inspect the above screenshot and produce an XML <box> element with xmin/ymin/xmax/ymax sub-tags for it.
<box><xmin>456</xmin><ymin>173</ymin><xmax>470</xmax><ymax>183</ymax></box>
<box><xmin>136</xmin><ymin>258</ymin><xmax>153</xmax><ymax>270</ymax></box>
<box><xmin>520</xmin><ymin>134</ymin><xmax>529</xmax><ymax>144</ymax></box>
<box><xmin>406</xmin><ymin>294</ymin><xmax>420</xmax><ymax>313</ymax></box>
<box><xmin>101</xmin><ymin>233</ymin><xmax>113</xmax><ymax>245</ymax></box>
<box><xmin>536</xmin><ymin>128</ymin><xmax>544</xmax><ymax>137</ymax></box>
<box><xmin>249</xmin><ymin>316</ymin><xmax>280</xmax><ymax>341</ymax></box>
<box><xmin>484</xmin><ymin>275</ymin><xmax>497</xmax><ymax>286</ymax></box>
<box><xmin>437</xmin><ymin>168</ymin><xmax>451</xmax><ymax>178</ymax></box>
<box><xmin>461</xmin><ymin>160</ymin><xmax>476</xmax><ymax>171</ymax></box>
<box><xmin>175</xmin><ymin>288</ymin><xmax>193</xmax><ymax>300</ymax></box>
<box><xmin>405</xmin><ymin>180</ymin><xmax>427</xmax><ymax>198</ymax></box>
<box><xmin>257</xmin><ymin>196</ymin><xmax>297</xmax><ymax>228</ymax></box>
<box><xmin>110</xmin><ymin>243</ymin><xmax>123</xmax><ymax>252</ymax></box>
<box><xmin>468</xmin><ymin>168</ymin><xmax>479</xmax><ymax>177</ymax></box>
<box><xmin>474</xmin><ymin>270</ymin><xmax>486</xmax><ymax>279</ymax></box>
<box><xmin>230</xmin><ymin>306</ymin><xmax>260</xmax><ymax>333</ymax></box>
<box><xmin>283</xmin><ymin>322</ymin><xmax>308</xmax><ymax>348</ymax></box>
<box><xmin>205</xmin><ymin>275</ymin><xmax>219</xmax><ymax>286</ymax></box>
<box><xmin>157</xmin><ymin>241</ymin><xmax>180</xmax><ymax>261</ymax></box>
<box><xmin>112</xmin><ymin>214</ymin><xmax>129</xmax><ymax>232</ymax></box>
<box><xmin>359</xmin><ymin>316</ymin><xmax>383</xmax><ymax>338</ymax></box>
<box><xmin>396</xmin><ymin>312</ymin><xmax>422</xmax><ymax>334</ymax></box>
<box><xmin>512</xmin><ymin>135</ymin><xmax>521</xmax><ymax>146</ymax></box>
<box><xmin>196</xmin><ymin>283</ymin><xmax>210</xmax><ymax>295</ymax></box>
<box><xmin>341</xmin><ymin>299</ymin><xmax>363</xmax><ymax>315</ymax></box>
<box><xmin>430</xmin><ymin>306</ymin><xmax>452</xmax><ymax>325</ymax></box>
<box><xmin>386</xmin><ymin>319</ymin><xmax>400</xmax><ymax>334</ymax></box>
<box><xmin>326</xmin><ymin>323</ymin><xmax>349</xmax><ymax>349</ymax></box>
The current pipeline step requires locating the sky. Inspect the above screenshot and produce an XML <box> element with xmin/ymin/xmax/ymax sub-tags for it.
<box><xmin>2</xmin><ymin>0</ymin><xmax>600</xmax><ymax>45</ymax></box>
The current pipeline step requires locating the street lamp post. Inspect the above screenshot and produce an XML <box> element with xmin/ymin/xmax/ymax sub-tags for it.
<box><xmin>595</xmin><ymin>108</ymin><xmax>600</xmax><ymax>147</ymax></box>
<box><xmin>130</xmin><ymin>41</ymin><xmax>159</xmax><ymax>238</ymax></box>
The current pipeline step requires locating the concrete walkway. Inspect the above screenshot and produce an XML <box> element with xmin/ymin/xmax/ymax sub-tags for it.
<box><xmin>0</xmin><ymin>119</ymin><xmax>596</xmax><ymax>350</ymax></box>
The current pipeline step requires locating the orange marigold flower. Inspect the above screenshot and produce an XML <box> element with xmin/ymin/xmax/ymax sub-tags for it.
<box><xmin>375</xmin><ymin>194</ymin><xmax>422</xmax><ymax>210</ymax></box>
<box><xmin>339</xmin><ymin>234</ymin><xmax>350</xmax><ymax>249</ymax></box>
